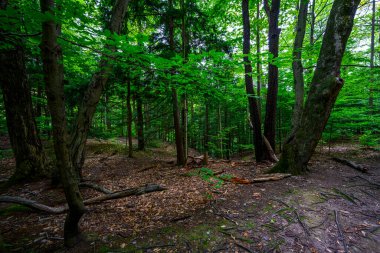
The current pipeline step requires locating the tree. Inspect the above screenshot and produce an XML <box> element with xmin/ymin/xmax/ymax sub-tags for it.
<box><xmin>271</xmin><ymin>0</ymin><xmax>361</xmax><ymax>175</ymax></box>
<box><xmin>291</xmin><ymin>0</ymin><xmax>309</xmax><ymax>131</ymax></box>
<box><xmin>70</xmin><ymin>0</ymin><xmax>130</xmax><ymax>178</ymax></box>
<box><xmin>242</xmin><ymin>0</ymin><xmax>265</xmax><ymax>162</ymax></box>
<box><xmin>39</xmin><ymin>0</ymin><xmax>85</xmax><ymax>246</ymax></box>
<box><xmin>0</xmin><ymin>0</ymin><xmax>47</xmax><ymax>181</ymax></box>
<box><xmin>263</xmin><ymin>0</ymin><xmax>281</xmax><ymax>151</ymax></box>
<box><xmin>168</xmin><ymin>0</ymin><xmax>186</xmax><ymax>166</ymax></box>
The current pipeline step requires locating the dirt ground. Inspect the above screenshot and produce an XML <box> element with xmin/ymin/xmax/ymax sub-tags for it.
<box><xmin>0</xmin><ymin>140</ymin><xmax>379</xmax><ymax>253</ymax></box>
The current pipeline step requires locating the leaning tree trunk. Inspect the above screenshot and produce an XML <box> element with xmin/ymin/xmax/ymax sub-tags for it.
<box><xmin>0</xmin><ymin>0</ymin><xmax>47</xmax><ymax>181</ymax></box>
<box><xmin>39</xmin><ymin>0</ymin><xmax>85</xmax><ymax>246</ymax></box>
<box><xmin>70</xmin><ymin>0</ymin><xmax>130</xmax><ymax>178</ymax></box>
<box><xmin>242</xmin><ymin>0</ymin><xmax>265</xmax><ymax>162</ymax></box>
<box><xmin>290</xmin><ymin>0</ymin><xmax>309</xmax><ymax>131</ymax></box>
<box><xmin>263</xmin><ymin>0</ymin><xmax>281</xmax><ymax>151</ymax></box>
<box><xmin>271</xmin><ymin>0</ymin><xmax>361</xmax><ymax>175</ymax></box>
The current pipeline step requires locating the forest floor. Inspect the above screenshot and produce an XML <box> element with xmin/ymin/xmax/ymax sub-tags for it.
<box><xmin>0</xmin><ymin>139</ymin><xmax>379</xmax><ymax>253</ymax></box>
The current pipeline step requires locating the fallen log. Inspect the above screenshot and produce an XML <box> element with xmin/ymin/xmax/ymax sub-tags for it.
<box><xmin>220</xmin><ymin>173</ymin><xmax>291</xmax><ymax>184</ymax></box>
<box><xmin>0</xmin><ymin>184</ymin><xmax>166</xmax><ymax>214</ymax></box>
<box><xmin>331</xmin><ymin>157</ymin><xmax>368</xmax><ymax>173</ymax></box>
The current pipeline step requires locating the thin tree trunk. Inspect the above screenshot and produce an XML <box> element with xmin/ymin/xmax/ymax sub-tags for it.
<box><xmin>0</xmin><ymin>0</ymin><xmax>47</xmax><ymax>181</ymax></box>
<box><xmin>263</xmin><ymin>0</ymin><xmax>281</xmax><ymax>151</ymax></box>
<box><xmin>136</xmin><ymin>87</ymin><xmax>145</xmax><ymax>151</ymax></box>
<box><xmin>105</xmin><ymin>93</ymin><xmax>111</xmax><ymax>130</ymax></box>
<box><xmin>168</xmin><ymin>0</ymin><xmax>185</xmax><ymax>166</ymax></box>
<box><xmin>70</xmin><ymin>0</ymin><xmax>130</xmax><ymax>178</ymax></box>
<box><xmin>242</xmin><ymin>0</ymin><xmax>265</xmax><ymax>162</ymax></box>
<box><xmin>310</xmin><ymin>0</ymin><xmax>316</xmax><ymax>45</ymax></box>
<box><xmin>291</xmin><ymin>0</ymin><xmax>309</xmax><ymax>130</ymax></box>
<box><xmin>203</xmin><ymin>101</ymin><xmax>209</xmax><ymax>165</ymax></box>
<box><xmin>39</xmin><ymin>0</ymin><xmax>85</xmax><ymax>246</ymax></box>
<box><xmin>256</xmin><ymin>2</ymin><xmax>262</xmax><ymax>114</ymax></box>
<box><xmin>181</xmin><ymin>0</ymin><xmax>189</xmax><ymax>162</ymax></box>
<box><xmin>271</xmin><ymin>0</ymin><xmax>361</xmax><ymax>175</ymax></box>
<box><xmin>369</xmin><ymin>0</ymin><xmax>375</xmax><ymax>111</ymax></box>
<box><xmin>126</xmin><ymin>79</ymin><xmax>133</xmax><ymax>157</ymax></box>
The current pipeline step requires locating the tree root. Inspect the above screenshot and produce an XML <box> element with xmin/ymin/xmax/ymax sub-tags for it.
<box><xmin>0</xmin><ymin>184</ymin><xmax>166</xmax><ymax>214</ymax></box>
<box><xmin>334</xmin><ymin>210</ymin><xmax>348</xmax><ymax>253</ymax></box>
<box><xmin>331</xmin><ymin>157</ymin><xmax>368</xmax><ymax>173</ymax></box>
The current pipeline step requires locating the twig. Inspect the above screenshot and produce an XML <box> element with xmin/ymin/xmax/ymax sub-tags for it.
<box><xmin>334</xmin><ymin>210</ymin><xmax>348</xmax><ymax>253</ymax></box>
<box><xmin>353</xmin><ymin>176</ymin><xmax>380</xmax><ymax>189</ymax></box>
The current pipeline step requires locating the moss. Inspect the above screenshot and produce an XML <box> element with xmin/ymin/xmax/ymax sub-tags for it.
<box><xmin>0</xmin><ymin>204</ymin><xmax>31</xmax><ymax>216</ymax></box>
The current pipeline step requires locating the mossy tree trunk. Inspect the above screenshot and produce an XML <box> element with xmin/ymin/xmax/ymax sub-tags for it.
<box><xmin>39</xmin><ymin>0</ymin><xmax>85</xmax><ymax>246</ymax></box>
<box><xmin>271</xmin><ymin>0</ymin><xmax>361</xmax><ymax>175</ymax></box>
<box><xmin>0</xmin><ymin>0</ymin><xmax>47</xmax><ymax>181</ymax></box>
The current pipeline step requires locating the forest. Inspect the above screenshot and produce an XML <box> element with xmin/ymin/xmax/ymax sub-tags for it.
<box><xmin>0</xmin><ymin>0</ymin><xmax>379</xmax><ymax>252</ymax></box>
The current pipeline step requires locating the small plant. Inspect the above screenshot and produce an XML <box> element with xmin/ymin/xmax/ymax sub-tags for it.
<box><xmin>359</xmin><ymin>130</ymin><xmax>380</xmax><ymax>149</ymax></box>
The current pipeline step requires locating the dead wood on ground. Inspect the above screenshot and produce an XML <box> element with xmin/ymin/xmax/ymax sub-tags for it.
<box><xmin>0</xmin><ymin>184</ymin><xmax>166</xmax><ymax>214</ymax></box>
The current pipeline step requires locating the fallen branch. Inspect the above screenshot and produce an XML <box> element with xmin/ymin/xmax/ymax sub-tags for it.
<box><xmin>353</xmin><ymin>175</ymin><xmax>380</xmax><ymax>188</ymax></box>
<box><xmin>334</xmin><ymin>210</ymin><xmax>348</xmax><ymax>253</ymax></box>
<box><xmin>84</xmin><ymin>184</ymin><xmax>166</xmax><ymax>205</ymax></box>
<box><xmin>331</xmin><ymin>157</ymin><xmax>368</xmax><ymax>173</ymax></box>
<box><xmin>79</xmin><ymin>182</ymin><xmax>113</xmax><ymax>194</ymax></box>
<box><xmin>0</xmin><ymin>184</ymin><xmax>166</xmax><ymax>214</ymax></box>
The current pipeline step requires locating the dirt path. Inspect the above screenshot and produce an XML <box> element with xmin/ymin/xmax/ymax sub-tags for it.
<box><xmin>0</xmin><ymin>141</ymin><xmax>379</xmax><ymax>252</ymax></box>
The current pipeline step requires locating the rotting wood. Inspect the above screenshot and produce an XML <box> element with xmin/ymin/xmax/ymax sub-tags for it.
<box><xmin>334</xmin><ymin>210</ymin><xmax>348</xmax><ymax>253</ymax></box>
<box><xmin>331</xmin><ymin>157</ymin><xmax>368</xmax><ymax>173</ymax></box>
<box><xmin>0</xmin><ymin>184</ymin><xmax>166</xmax><ymax>214</ymax></box>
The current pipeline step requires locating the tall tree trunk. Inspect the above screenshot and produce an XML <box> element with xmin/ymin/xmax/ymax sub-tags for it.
<box><xmin>168</xmin><ymin>0</ymin><xmax>185</xmax><ymax>166</ymax></box>
<box><xmin>0</xmin><ymin>0</ymin><xmax>47</xmax><ymax>181</ymax></box>
<box><xmin>263</xmin><ymin>0</ymin><xmax>281</xmax><ymax>151</ymax></box>
<box><xmin>369</xmin><ymin>0</ymin><xmax>375</xmax><ymax>111</ymax></box>
<box><xmin>181</xmin><ymin>0</ymin><xmax>189</xmax><ymax>162</ymax></box>
<box><xmin>136</xmin><ymin>87</ymin><xmax>145</xmax><ymax>151</ymax></box>
<box><xmin>70</xmin><ymin>0</ymin><xmax>130</xmax><ymax>178</ymax></box>
<box><xmin>242</xmin><ymin>0</ymin><xmax>265</xmax><ymax>162</ymax></box>
<box><xmin>310</xmin><ymin>0</ymin><xmax>316</xmax><ymax>45</ymax></box>
<box><xmin>256</xmin><ymin>2</ymin><xmax>262</xmax><ymax>113</ymax></box>
<box><xmin>203</xmin><ymin>101</ymin><xmax>209</xmax><ymax>165</ymax></box>
<box><xmin>39</xmin><ymin>0</ymin><xmax>85</xmax><ymax>246</ymax></box>
<box><xmin>271</xmin><ymin>0</ymin><xmax>361</xmax><ymax>175</ymax></box>
<box><xmin>126</xmin><ymin>78</ymin><xmax>133</xmax><ymax>157</ymax></box>
<box><xmin>291</xmin><ymin>0</ymin><xmax>309</xmax><ymax>130</ymax></box>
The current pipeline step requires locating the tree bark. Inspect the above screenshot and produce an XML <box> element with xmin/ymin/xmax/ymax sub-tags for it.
<box><xmin>263</xmin><ymin>0</ymin><xmax>281</xmax><ymax>151</ymax></box>
<box><xmin>242</xmin><ymin>0</ymin><xmax>265</xmax><ymax>162</ymax></box>
<box><xmin>203</xmin><ymin>101</ymin><xmax>209</xmax><ymax>165</ymax></box>
<box><xmin>271</xmin><ymin>0</ymin><xmax>361</xmax><ymax>175</ymax></box>
<box><xmin>70</xmin><ymin>0</ymin><xmax>130</xmax><ymax>178</ymax></box>
<box><xmin>39</xmin><ymin>0</ymin><xmax>85</xmax><ymax>246</ymax></box>
<box><xmin>0</xmin><ymin>0</ymin><xmax>47</xmax><ymax>181</ymax></box>
<box><xmin>256</xmin><ymin>2</ymin><xmax>262</xmax><ymax>113</ymax></box>
<box><xmin>291</xmin><ymin>0</ymin><xmax>309</xmax><ymax>130</ymax></box>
